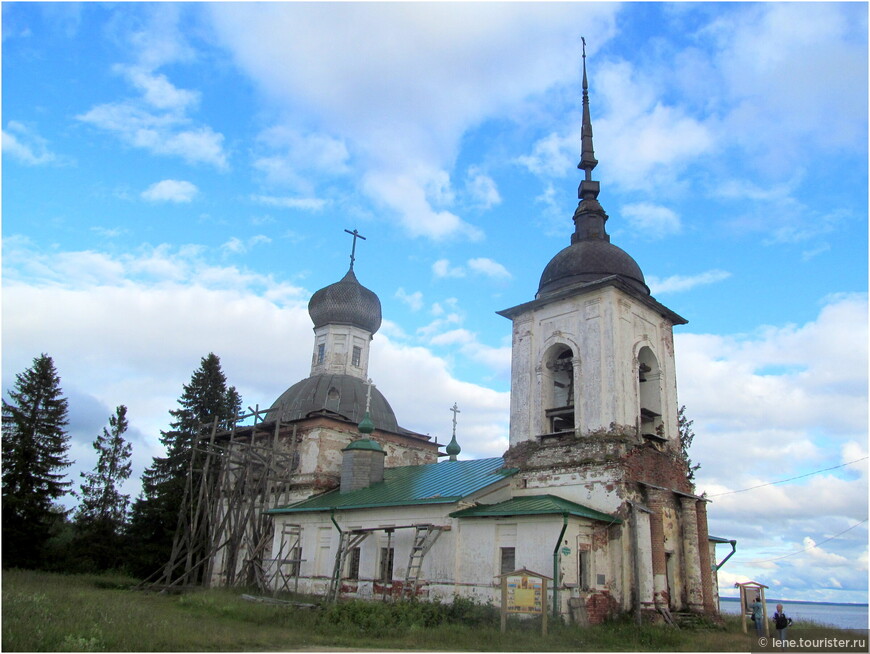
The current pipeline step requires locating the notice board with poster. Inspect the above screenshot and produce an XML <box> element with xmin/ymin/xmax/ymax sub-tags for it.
<box><xmin>499</xmin><ymin>568</ymin><xmax>551</xmax><ymax>635</ymax></box>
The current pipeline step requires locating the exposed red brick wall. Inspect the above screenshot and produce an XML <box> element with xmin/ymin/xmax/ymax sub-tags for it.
<box><xmin>585</xmin><ymin>590</ymin><xmax>619</xmax><ymax>624</ymax></box>
<box><xmin>622</xmin><ymin>444</ymin><xmax>694</xmax><ymax>494</ymax></box>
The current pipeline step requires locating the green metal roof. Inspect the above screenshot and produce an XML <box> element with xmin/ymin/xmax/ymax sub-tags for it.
<box><xmin>449</xmin><ymin>494</ymin><xmax>621</xmax><ymax>523</ymax></box>
<box><xmin>267</xmin><ymin>457</ymin><xmax>516</xmax><ymax>514</ymax></box>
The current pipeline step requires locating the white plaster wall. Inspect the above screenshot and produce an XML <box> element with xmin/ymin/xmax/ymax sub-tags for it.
<box><xmin>508</xmin><ymin>285</ymin><xmax>679</xmax><ymax>449</ymax></box>
<box><xmin>311</xmin><ymin>324</ymin><xmax>372</xmax><ymax>379</ymax></box>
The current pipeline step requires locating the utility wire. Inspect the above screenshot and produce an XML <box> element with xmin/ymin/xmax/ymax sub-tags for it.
<box><xmin>706</xmin><ymin>457</ymin><xmax>868</xmax><ymax>498</ymax></box>
<box><xmin>747</xmin><ymin>519</ymin><xmax>868</xmax><ymax>564</ymax></box>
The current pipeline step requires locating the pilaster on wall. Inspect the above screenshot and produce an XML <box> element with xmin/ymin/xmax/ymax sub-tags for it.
<box><xmin>695</xmin><ymin>501</ymin><xmax>716</xmax><ymax>614</ymax></box>
<box><xmin>679</xmin><ymin>496</ymin><xmax>704</xmax><ymax>612</ymax></box>
<box><xmin>646</xmin><ymin>489</ymin><xmax>669</xmax><ymax>610</ymax></box>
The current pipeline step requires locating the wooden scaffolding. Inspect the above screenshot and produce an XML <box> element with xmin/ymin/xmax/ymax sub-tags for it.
<box><xmin>141</xmin><ymin>406</ymin><xmax>302</xmax><ymax>592</ymax></box>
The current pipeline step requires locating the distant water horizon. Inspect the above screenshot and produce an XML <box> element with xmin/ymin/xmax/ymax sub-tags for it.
<box><xmin>720</xmin><ymin>596</ymin><xmax>869</xmax><ymax>630</ymax></box>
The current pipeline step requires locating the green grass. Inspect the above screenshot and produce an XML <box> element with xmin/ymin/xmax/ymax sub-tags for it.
<box><xmin>0</xmin><ymin>570</ymin><xmax>841</xmax><ymax>651</ymax></box>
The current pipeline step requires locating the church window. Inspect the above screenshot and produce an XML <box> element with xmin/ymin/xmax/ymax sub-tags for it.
<box><xmin>346</xmin><ymin>547</ymin><xmax>361</xmax><ymax>580</ymax></box>
<box><xmin>500</xmin><ymin>547</ymin><xmax>516</xmax><ymax>575</ymax></box>
<box><xmin>317</xmin><ymin>343</ymin><xmax>325</xmax><ymax>365</ymax></box>
<box><xmin>544</xmin><ymin>345</ymin><xmax>575</xmax><ymax>434</ymax></box>
<box><xmin>379</xmin><ymin>547</ymin><xmax>394</xmax><ymax>581</ymax></box>
<box><xmin>351</xmin><ymin>346</ymin><xmax>362</xmax><ymax>367</ymax></box>
<box><xmin>326</xmin><ymin>387</ymin><xmax>340</xmax><ymax>412</ymax></box>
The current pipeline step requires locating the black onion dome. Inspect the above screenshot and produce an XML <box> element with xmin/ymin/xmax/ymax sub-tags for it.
<box><xmin>538</xmin><ymin>239</ymin><xmax>649</xmax><ymax>298</ymax></box>
<box><xmin>308</xmin><ymin>269</ymin><xmax>382</xmax><ymax>334</ymax></box>
<box><xmin>270</xmin><ymin>373</ymin><xmax>399</xmax><ymax>432</ymax></box>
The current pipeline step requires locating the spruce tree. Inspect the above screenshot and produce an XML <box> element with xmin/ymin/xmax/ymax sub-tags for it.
<box><xmin>74</xmin><ymin>405</ymin><xmax>133</xmax><ymax>570</ymax></box>
<box><xmin>127</xmin><ymin>353</ymin><xmax>241</xmax><ymax>579</ymax></box>
<box><xmin>2</xmin><ymin>353</ymin><xmax>72</xmax><ymax>569</ymax></box>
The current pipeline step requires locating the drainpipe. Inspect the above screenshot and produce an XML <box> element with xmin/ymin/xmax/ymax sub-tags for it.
<box><xmin>552</xmin><ymin>513</ymin><xmax>568</xmax><ymax>619</ymax></box>
<box><xmin>330</xmin><ymin>508</ymin><xmax>342</xmax><ymax>535</ymax></box>
<box><xmin>714</xmin><ymin>540</ymin><xmax>737</xmax><ymax>571</ymax></box>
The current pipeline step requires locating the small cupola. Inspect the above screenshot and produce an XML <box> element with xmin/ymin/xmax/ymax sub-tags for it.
<box><xmin>340</xmin><ymin>380</ymin><xmax>386</xmax><ymax>492</ymax></box>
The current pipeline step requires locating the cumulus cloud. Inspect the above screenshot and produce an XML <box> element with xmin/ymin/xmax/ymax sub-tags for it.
<box><xmin>465</xmin><ymin>166</ymin><xmax>501</xmax><ymax>210</ymax></box>
<box><xmin>621</xmin><ymin>202</ymin><xmax>681</xmax><ymax>238</ymax></box>
<box><xmin>2</xmin><ymin>238</ymin><xmax>512</xmax><ymax>501</ymax></box>
<box><xmin>205</xmin><ymin>3</ymin><xmax>619</xmax><ymax>240</ymax></box>
<box><xmin>395</xmin><ymin>288</ymin><xmax>424</xmax><ymax>312</ymax></box>
<box><xmin>432</xmin><ymin>259</ymin><xmax>465</xmax><ymax>279</ymax></box>
<box><xmin>251</xmin><ymin>195</ymin><xmax>327</xmax><ymax>212</ymax></box>
<box><xmin>467</xmin><ymin>257</ymin><xmax>512</xmax><ymax>280</ymax></box>
<box><xmin>433</xmin><ymin>257</ymin><xmax>511</xmax><ymax>281</ymax></box>
<box><xmin>647</xmin><ymin>270</ymin><xmax>731</xmax><ymax>294</ymax></box>
<box><xmin>677</xmin><ymin>293</ymin><xmax>868</xmax><ymax>599</ymax></box>
<box><xmin>2</xmin><ymin>121</ymin><xmax>67</xmax><ymax>166</ymax></box>
<box><xmin>77</xmin><ymin>6</ymin><xmax>227</xmax><ymax>170</ymax></box>
<box><xmin>141</xmin><ymin>179</ymin><xmax>198</xmax><ymax>203</ymax></box>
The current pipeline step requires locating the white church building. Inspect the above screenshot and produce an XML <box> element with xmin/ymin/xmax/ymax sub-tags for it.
<box><xmin>208</xmin><ymin>52</ymin><xmax>729</xmax><ymax>624</ymax></box>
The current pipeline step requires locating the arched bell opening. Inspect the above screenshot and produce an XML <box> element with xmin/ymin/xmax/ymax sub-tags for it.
<box><xmin>638</xmin><ymin>346</ymin><xmax>665</xmax><ymax>443</ymax></box>
<box><xmin>542</xmin><ymin>344</ymin><xmax>576</xmax><ymax>434</ymax></box>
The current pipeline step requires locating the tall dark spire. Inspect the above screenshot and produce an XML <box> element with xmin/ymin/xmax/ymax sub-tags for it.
<box><xmin>572</xmin><ymin>38</ymin><xmax>610</xmax><ymax>244</ymax></box>
<box><xmin>578</xmin><ymin>37</ymin><xmax>598</xmax><ymax>180</ymax></box>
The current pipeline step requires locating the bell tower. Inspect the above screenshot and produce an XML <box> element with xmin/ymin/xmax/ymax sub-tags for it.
<box><xmin>498</xmin><ymin>42</ymin><xmax>687</xmax><ymax>453</ymax></box>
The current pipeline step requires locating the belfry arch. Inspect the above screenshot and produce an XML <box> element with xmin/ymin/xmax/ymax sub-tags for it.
<box><xmin>542</xmin><ymin>343</ymin><xmax>577</xmax><ymax>434</ymax></box>
<box><xmin>637</xmin><ymin>345</ymin><xmax>664</xmax><ymax>441</ymax></box>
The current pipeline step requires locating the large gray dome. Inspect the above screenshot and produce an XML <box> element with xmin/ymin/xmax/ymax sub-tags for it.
<box><xmin>308</xmin><ymin>269</ymin><xmax>382</xmax><ymax>334</ymax></box>
<box><xmin>270</xmin><ymin>373</ymin><xmax>399</xmax><ymax>432</ymax></box>
<box><xmin>538</xmin><ymin>239</ymin><xmax>649</xmax><ymax>297</ymax></box>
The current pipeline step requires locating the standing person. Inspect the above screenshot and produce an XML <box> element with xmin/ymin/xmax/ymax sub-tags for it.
<box><xmin>751</xmin><ymin>596</ymin><xmax>765</xmax><ymax>636</ymax></box>
<box><xmin>773</xmin><ymin>603</ymin><xmax>792</xmax><ymax>642</ymax></box>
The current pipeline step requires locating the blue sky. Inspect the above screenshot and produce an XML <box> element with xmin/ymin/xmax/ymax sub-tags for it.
<box><xmin>3</xmin><ymin>2</ymin><xmax>867</xmax><ymax>605</ymax></box>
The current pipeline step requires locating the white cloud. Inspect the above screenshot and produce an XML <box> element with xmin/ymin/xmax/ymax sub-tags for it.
<box><xmin>467</xmin><ymin>257</ymin><xmax>512</xmax><ymax>280</ymax></box>
<box><xmin>2</xmin><ymin>239</ymin><xmax>512</xmax><ymax>500</ymax></box>
<box><xmin>205</xmin><ymin>3</ymin><xmax>619</xmax><ymax>240</ymax></box>
<box><xmin>621</xmin><ymin>202</ymin><xmax>681</xmax><ymax>238</ymax></box>
<box><xmin>220</xmin><ymin>235</ymin><xmax>271</xmax><ymax>256</ymax></box>
<box><xmin>432</xmin><ymin>259</ymin><xmax>465</xmax><ymax>279</ymax></box>
<box><xmin>251</xmin><ymin>195</ymin><xmax>327</xmax><ymax>212</ymax></box>
<box><xmin>395</xmin><ymin>288</ymin><xmax>424</xmax><ymax>312</ymax></box>
<box><xmin>647</xmin><ymin>269</ymin><xmax>731</xmax><ymax>294</ymax></box>
<box><xmin>78</xmin><ymin>101</ymin><xmax>228</xmax><ymax>169</ymax></box>
<box><xmin>2</xmin><ymin>121</ymin><xmax>66</xmax><ymax>166</ymax></box>
<box><xmin>677</xmin><ymin>294</ymin><xmax>868</xmax><ymax>592</ymax></box>
<box><xmin>516</xmin><ymin>131</ymin><xmax>576</xmax><ymax>179</ymax></box>
<box><xmin>118</xmin><ymin>65</ymin><xmax>200</xmax><ymax>112</ymax></box>
<box><xmin>141</xmin><ymin>179</ymin><xmax>198</xmax><ymax>203</ymax></box>
<box><xmin>465</xmin><ymin>166</ymin><xmax>501</xmax><ymax>210</ymax></box>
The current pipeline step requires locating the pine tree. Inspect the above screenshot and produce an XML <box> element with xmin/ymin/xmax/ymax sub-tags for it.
<box><xmin>678</xmin><ymin>404</ymin><xmax>701</xmax><ymax>486</ymax></box>
<box><xmin>127</xmin><ymin>353</ymin><xmax>241</xmax><ymax>579</ymax></box>
<box><xmin>74</xmin><ymin>405</ymin><xmax>133</xmax><ymax>570</ymax></box>
<box><xmin>2</xmin><ymin>353</ymin><xmax>72</xmax><ymax>569</ymax></box>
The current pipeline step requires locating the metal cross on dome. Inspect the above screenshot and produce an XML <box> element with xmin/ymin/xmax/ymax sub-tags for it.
<box><xmin>365</xmin><ymin>378</ymin><xmax>374</xmax><ymax>414</ymax></box>
<box><xmin>450</xmin><ymin>402</ymin><xmax>460</xmax><ymax>437</ymax></box>
<box><xmin>344</xmin><ymin>228</ymin><xmax>366</xmax><ymax>270</ymax></box>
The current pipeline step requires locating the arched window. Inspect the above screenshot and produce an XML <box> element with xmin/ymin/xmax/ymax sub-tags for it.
<box><xmin>544</xmin><ymin>345</ymin><xmax>575</xmax><ymax>434</ymax></box>
<box><xmin>638</xmin><ymin>347</ymin><xmax>664</xmax><ymax>442</ymax></box>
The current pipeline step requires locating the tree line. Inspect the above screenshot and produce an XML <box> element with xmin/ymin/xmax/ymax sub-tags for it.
<box><xmin>1</xmin><ymin>352</ymin><xmax>241</xmax><ymax>577</ymax></box>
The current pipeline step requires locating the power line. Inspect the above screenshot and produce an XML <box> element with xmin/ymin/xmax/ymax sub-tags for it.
<box><xmin>706</xmin><ymin>457</ymin><xmax>868</xmax><ymax>498</ymax></box>
<box><xmin>747</xmin><ymin>519</ymin><xmax>868</xmax><ymax>564</ymax></box>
